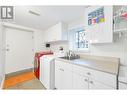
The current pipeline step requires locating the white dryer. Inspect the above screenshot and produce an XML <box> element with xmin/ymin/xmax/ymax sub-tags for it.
<box><xmin>40</xmin><ymin>55</ymin><xmax>55</xmax><ymax>89</ymax></box>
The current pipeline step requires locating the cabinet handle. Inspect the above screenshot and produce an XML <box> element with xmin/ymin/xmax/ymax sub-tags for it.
<box><xmin>89</xmin><ymin>81</ymin><xmax>93</xmax><ymax>84</ymax></box>
<box><xmin>87</xmin><ymin>72</ymin><xmax>91</xmax><ymax>75</ymax></box>
<box><xmin>6</xmin><ymin>48</ymin><xmax>10</xmax><ymax>51</ymax></box>
<box><xmin>54</xmin><ymin>87</ymin><xmax>57</xmax><ymax>90</ymax></box>
<box><xmin>59</xmin><ymin>68</ymin><xmax>64</xmax><ymax>71</ymax></box>
<box><xmin>84</xmin><ymin>79</ymin><xmax>88</xmax><ymax>82</ymax></box>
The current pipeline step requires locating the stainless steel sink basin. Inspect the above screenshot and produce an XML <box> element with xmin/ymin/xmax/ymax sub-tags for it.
<box><xmin>59</xmin><ymin>56</ymin><xmax>80</xmax><ymax>60</ymax></box>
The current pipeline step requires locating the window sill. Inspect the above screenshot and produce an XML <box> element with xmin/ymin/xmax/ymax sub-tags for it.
<box><xmin>73</xmin><ymin>49</ymin><xmax>90</xmax><ymax>53</ymax></box>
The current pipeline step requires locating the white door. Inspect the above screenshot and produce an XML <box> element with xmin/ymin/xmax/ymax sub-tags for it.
<box><xmin>73</xmin><ymin>73</ymin><xmax>89</xmax><ymax>89</ymax></box>
<box><xmin>5</xmin><ymin>27</ymin><xmax>34</xmax><ymax>74</ymax></box>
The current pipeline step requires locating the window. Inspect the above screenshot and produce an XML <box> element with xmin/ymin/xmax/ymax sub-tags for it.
<box><xmin>75</xmin><ymin>30</ymin><xmax>89</xmax><ymax>51</ymax></box>
<box><xmin>69</xmin><ymin>27</ymin><xmax>89</xmax><ymax>52</ymax></box>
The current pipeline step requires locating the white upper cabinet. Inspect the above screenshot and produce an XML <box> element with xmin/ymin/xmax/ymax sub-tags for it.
<box><xmin>85</xmin><ymin>6</ymin><xmax>113</xmax><ymax>44</ymax></box>
<box><xmin>44</xmin><ymin>22</ymin><xmax>68</xmax><ymax>43</ymax></box>
<box><xmin>113</xmin><ymin>6</ymin><xmax>127</xmax><ymax>33</ymax></box>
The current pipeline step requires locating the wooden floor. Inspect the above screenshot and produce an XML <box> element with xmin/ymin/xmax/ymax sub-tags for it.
<box><xmin>5</xmin><ymin>78</ymin><xmax>45</xmax><ymax>90</ymax></box>
<box><xmin>3</xmin><ymin>71</ymin><xmax>45</xmax><ymax>90</ymax></box>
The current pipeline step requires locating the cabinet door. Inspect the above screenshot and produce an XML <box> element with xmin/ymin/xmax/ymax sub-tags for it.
<box><xmin>55</xmin><ymin>65</ymin><xmax>61</xmax><ymax>89</ymax></box>
<box><xmin>119</xmin><ymin>82</ymin><xmax>127</xmax><ymax>89</ymax></box>
<box><xmin>85</xmin><ymin>6</ymin><xmax>113</xmax><ymax>43</ymax></box>
<box><xmin>52</xmin><ymin>23</ymin><xmax>62</xmax><ymax>41</ymax></box>
<box><xmin>44</xmin><ymin>22</ymin><xmax>68</xmax><ymax>42</ymax></box>
<box><xmin>89</xmin><ymin>79</ymin><xmax>114</xmax><ymax>89</ymax></box>
<box><xmin>55</xmin><ymin>66</ymin><xmax>73</xmax><ymax>89</ymax></box>
<box><xmin>55</xmin><ymin>60</ymin><xmax>73</xmax><ymax>89</ymax></box>
<box><xmin>73</xmin><ymin>73</ymin><xmax>88</xmax><ymax>89</ymax></box>
<box><xmin>60</xmin><ymin>68</ymin><xmax>73</xmax><ymax>89</ymax></box>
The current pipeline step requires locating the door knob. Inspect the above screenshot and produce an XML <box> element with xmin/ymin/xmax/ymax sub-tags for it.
<box><xmin>59</xmin><ymin>68</ymin><xmax>64</xmax><ymax>71</ymax></box>
<box><xmin>89</xmin><ymin>81</ymin><xmax>93</xmax><ymax>84</ymax></box>
<box><xmin>6</xmin><ymin>44</ymin><xmax>10</xmax><ymax>47</ymax></box>
<box><xmin>84</xmin><ymin>79</ymin><xmax>88</xmax><ymax>82</ymax></box>
<box><xmin>87</xmin><ymin>72</ymin><xmax>91</xmax><ymax>75</ymax></box>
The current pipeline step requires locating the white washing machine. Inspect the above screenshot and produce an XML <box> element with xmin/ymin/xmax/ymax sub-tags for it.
<box><xmin>40</xmin><ymin>55</ymin><xmax>55</xmax><ymax>89</ymax></box>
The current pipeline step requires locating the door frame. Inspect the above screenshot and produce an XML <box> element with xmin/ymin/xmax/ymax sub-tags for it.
<box><xmin>0</xmin><ymin>22</ymin><xmax>5</xmax><ymax>89</ymax></box>
<box><xmin>1</xmin><ymin>22</ymin><xmax>36</xmax><ymax>73</ymax></box>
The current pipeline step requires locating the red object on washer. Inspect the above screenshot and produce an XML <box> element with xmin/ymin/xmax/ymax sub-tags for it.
<box><xmin>34</xmin><ymin>51</ymin><xmax>53</xmax><ymax>79</ymax></box>
<box><xmin>122</xmin><ymin>12</ymin><xmax>127</xmax><ymax>19</ymax></box>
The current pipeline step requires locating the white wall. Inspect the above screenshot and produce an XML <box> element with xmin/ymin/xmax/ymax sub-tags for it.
<box><xmin>50</xmin><ymin>41</ymin><xmax>69</xmax><ymax>56</ymax></box>
<box><xmin>68</xmin><ymin>17</ymin><xmax>85</xmax><ymax>30</ymax></box>
<box><xmin>34</xmin><ymin>30</ymin><xmax>44</xmax><ymax>52</ymax></box>
<box><xmin>90</xmin><ymin>34</ymin><xmax>127</xmax><ymax>66</ymax></box>
<box><xmin>68</xmin><ymin>17</ymin><xmax>127</xmax><ymax>66</ymax></box>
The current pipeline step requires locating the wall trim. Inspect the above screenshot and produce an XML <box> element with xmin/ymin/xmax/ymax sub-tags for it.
<box><xmin>0</xmin><ymin>75</ymin><xmax>5</xmax><ymax>89</ymax></box>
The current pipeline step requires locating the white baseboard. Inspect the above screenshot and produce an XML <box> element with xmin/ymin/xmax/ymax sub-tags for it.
<box><xmin>0</xmin><ymin>76</ymin><xmax>5</xmax><ymax>89</ymax></box>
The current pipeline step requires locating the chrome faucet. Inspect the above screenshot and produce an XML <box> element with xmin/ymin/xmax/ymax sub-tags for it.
<box><xmin>66</xmin><ymin>50</ymin><xmax>80</xmax><ymax>60</ymax></box>
<box><xmin>68</xmin><ymin>50</ymin><xmax>73</xmax><ymax>59</ymax></box>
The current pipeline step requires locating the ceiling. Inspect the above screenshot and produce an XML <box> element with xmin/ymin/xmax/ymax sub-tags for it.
<box><xmin>11</xmin><ymin>6</ymin><xmax>86</xmax><ymax>30</ymax></box>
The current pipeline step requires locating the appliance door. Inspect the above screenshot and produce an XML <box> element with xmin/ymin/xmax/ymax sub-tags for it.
<box><xmin>40</xmin><ymin>56</ymin><xmax>44</xmax><ymax>84</ymax></box>
<box><xmin>43</xmin><ymin>58</ymin><xmax>50</xmax><ymax>89</ymax></box>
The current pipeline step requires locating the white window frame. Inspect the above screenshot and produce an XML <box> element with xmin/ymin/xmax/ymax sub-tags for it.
<box><xmin>68</xmin><ymin>27</ymin><xmax>90</xmax><ymax>53</ymax></box>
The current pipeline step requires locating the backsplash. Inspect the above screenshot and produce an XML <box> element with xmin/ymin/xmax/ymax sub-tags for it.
<box><xmin>45</xmin><ymin>41</ymin><xmax>69</xmax><ymax>56</ymax></box>
<box><xmin>89</xmin><ymin>33</ymin><xmax>127</xmax><ymax>66</ymax></box>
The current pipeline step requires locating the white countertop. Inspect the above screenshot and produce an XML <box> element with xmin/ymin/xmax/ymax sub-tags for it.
<box><xmin>56</xmin><ymin>57</ymin><xmax>119</xmax><ymax>75</ymax></box>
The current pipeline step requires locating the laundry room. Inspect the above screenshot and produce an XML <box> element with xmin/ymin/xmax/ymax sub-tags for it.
<box><xmin>0</xmin><ymin>5</ymin><xmax>127</xmax><ymax>91</ymax></box>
